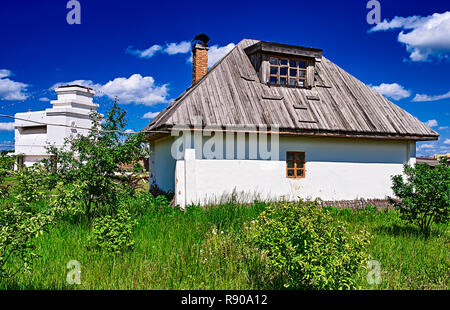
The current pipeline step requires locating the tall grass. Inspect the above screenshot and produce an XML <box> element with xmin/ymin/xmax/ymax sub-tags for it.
<box><xmin>1</xmin><ymin>201</ymin><xmax>448</xmax><ymax>290</ymax></box>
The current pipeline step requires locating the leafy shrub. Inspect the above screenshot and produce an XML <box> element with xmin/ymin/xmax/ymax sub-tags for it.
<box><xmin>0</xmin><ymin>204</ymin><xmax>53</xmax><ymax>279</ymax></box>
<box><xmin>14</xmin><ymin>166</ymin><xmax>49</xmax><ymax>209</ymax></box>
<box><xmin>250</xmin><ymin>200</ymin><xmax>370</xmax><ymax>289</ymax></box>
<box><xmin>391</xmin><ymin>161</ymin><xmax>450</xmax><ymax>233</ymax></box>
<box><xmin>89</xmin><ymin>208</ymin><xmax>136</xmax><ymax>254</ymax></box>
<box><xmin>52</xmin><ymin>182</ymin><xmax>85</xmax><ymax>220</ymax></box>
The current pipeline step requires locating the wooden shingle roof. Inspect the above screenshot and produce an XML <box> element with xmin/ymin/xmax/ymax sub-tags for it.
<box><xmin>146</xmin><ymin>39</ymin><xmax>438</xmax><ymax>141</ymax></box>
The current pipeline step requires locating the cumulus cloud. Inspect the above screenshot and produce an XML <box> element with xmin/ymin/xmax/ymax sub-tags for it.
<box><xmin>0</xmin><ymin>122</ymin><xmax>15</xmax><ymax>131</ymax></box>
<box><xmin>444</xmin><ymin>139</ymin><xmax>450</xmax><ymax>145</ymax></box>
<box><xmin>369</xmin><ymin>11</ymin><xmax>450</xmax><ymax>61</ymax></box>
<box><xmin>412</xmin><ymin>90</ymin><xmax>450</xmax><ymax>102</ymax></box>
<box><xmin>0</xmin><ymin>69</ymin><xmax>28</xmax><ymax>101</ymax></box>
<box><xmin>164</xmin><ymin>41</ymin><xmax>191</xmax><ymax>55</ymax></box>
<box><xmin>143</xmin><ymin>111</ymin><xmax>160</xmax><ymax>119</ymax></box>
<box><xmin>126</xmin><ymin>44</ymin><xmax>162</xmax><ymax>59</ymax></box>
<box><xmin>371</xmin><ymin>83</ymin><xmax>411</xmax><ymax>100</ymax></box>
<box><xmin>425</xmin><ymin>119</ymin><xmax>438</xmax><ymax>127</ymax></box>
<box><xmin>101</xmin><ymin>74</ymin><xmax>169</xmax><ymax>105</ymax></box>
<box><xmin>53</xmin><ymin>74</ymin><xmax>169</xmax><ymax>106</ymax></box>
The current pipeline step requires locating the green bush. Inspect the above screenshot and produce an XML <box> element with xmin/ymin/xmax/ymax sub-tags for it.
<box><xmin>250</xmin><ymin>200</ymin><xmax>370</xmax><ymax>289</ymax></box>
<box><xmin>14</xmin><ymin>166</ymin><xmax>49</xmax><ymax>209</ymax></box>
<box><xmin>0</xmin><ymin>204</ymin><xmax>53</xmax><ymax>279</ymax></box>
<box><xmin>89</xmin><ymin>208</ymin><xmax>136</xmax><ymax>254</ymax></box>
<box><xmin>391</xmin><ymin>161</ymin><xmax>450</xmax><ymax>233</ymax></box>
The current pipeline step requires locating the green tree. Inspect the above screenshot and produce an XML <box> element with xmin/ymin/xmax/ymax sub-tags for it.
<box><xmin>390</xmin><ymin>159</ymin><xmax>450</xmax><ymax>233</ymax></box>
<box><xmin>44</xmin><ymin>101</ymin><xmax>147</xmax><ymax>217</ymax></box>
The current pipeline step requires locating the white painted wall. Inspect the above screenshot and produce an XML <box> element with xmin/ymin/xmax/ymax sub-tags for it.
<box><xmin>14</xmin><ymin>85</ymin><xmax>98</xmax><ymax>168</ymax></box>
<box><xmin>149</xmin><ymin>136</ymin><xmax>177</xmax><ymax>193</ymax></box>
<box><xmin>150</xmin><ymin>134</ymin><xmax>416</xmax><ymax>208</ymax></box>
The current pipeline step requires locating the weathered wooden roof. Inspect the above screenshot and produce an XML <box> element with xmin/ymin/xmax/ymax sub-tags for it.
<box><xmin>146</xmin><ymin>39</ymin><xmax>438</xmax><ymax>141</ymax></box>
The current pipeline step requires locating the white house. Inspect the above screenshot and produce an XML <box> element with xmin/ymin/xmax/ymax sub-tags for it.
<box><xmin>145</xmin><ymin>39</ymin><xmax>438</xmax><ymax>208</ymax></box>
<box><xmin>14</xmin><ymin>85</ymin><xmax>98</xmax><ymax>168</ymax></box>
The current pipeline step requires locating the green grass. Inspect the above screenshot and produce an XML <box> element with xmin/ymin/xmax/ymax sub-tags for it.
<box><xmin>1</xmin><ymin>202</ymin><xmax>449</xmax><ymax>290</ymax></box>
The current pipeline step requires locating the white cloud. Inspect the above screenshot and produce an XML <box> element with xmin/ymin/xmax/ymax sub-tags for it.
<box><xmin>0</xmin><ymin>69</ymin><xmax>28</xmax><ymax>101</ymax></box>
<box><xmin>51</xmin><ymin>79</ymin><xmax>102</xmax><ymax>90</ymax></box>
<box><xmin>425</xmin><ymin>119</ymin><xmax>438</xmax><ymax>127</ymax></box>
<box><xmin>369</xmin><ymin>11</ymin><xmax>450</xmax><ymax>61</ymax></box>
<box><xmin>101</xmin><ymin>74</ymin><xmax>169</xmax><ymax>106</ymax></box>
<box><xmin>39</xmin><ymin>97</ymin><xmax>50</xmax><ymax>102</ymax></box>
<box><xmin>444</xmin><ymin>139</ymin><xmax>450</xmax><ymax>145</ymax></box>
<box><xmin>438</xmin><ymin>126</ymin><xmax>449</xmax><ymax>130</ymax></box>
<box><xmin>0</xmin><ymin>69</ymin><xmax>11</xmax><ymax>79</ymax></box>
<box><xmin>143</xmin><ymin>111</ymin><xmax>160</xmax><ymax>119</ymax></box>
<box><xmin>126</xmin><ymin>44</ymin><xmax>162</xmax><ymax>59</ymax></box>
<box><xmin>412</xmin><ymin>90</ymin><xmax>450</xmax><ymax>102</ymax></box>
<box><xmin>0</xmin><ymin>122</ymin><xmax>14</xmax><ymax>131</ymax></box>
<box><xmin>53</xmin><ymin>74</ymin><xmax>169</xmax><ymax>106</ymax></box>
<box><xmin>371</xmin><ymin>83</ymin><xmax>411</xmax><ymax>100</ymax></box>
<box><xmin>164</xmin><ymin>41</ymin><xmax>191</xmax><ymax>55</ymax></box>
<box><xmin>206</xmin><ymin>43</ymin><xmax>235</xmax><ymax>67</ymax></box>
<box><xmin>418</xmin><ymin>143</ymin><xmax>436</xmax><ymax>149</ymax></box>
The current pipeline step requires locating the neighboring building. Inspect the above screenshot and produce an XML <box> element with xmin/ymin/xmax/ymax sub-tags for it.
<box><xmin>14</xmin><ymin>85</ymin><xmax>98</xmax><ymax>168</ymax></box>
<box><xmin>145</xmin><ymin>38</ymin><xmax>439</xmax><ymax>208</ymax></box>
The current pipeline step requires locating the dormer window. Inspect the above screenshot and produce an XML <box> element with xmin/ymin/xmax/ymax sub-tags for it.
<box><xmin>244</xmin><ymin>41</ymin><xmax>323</xmax><ymax>89</ymax></box>
<box><xmin>268</xmin><ymin>57</ymin><xmax>307</xmax><ymax>87</ymax></box>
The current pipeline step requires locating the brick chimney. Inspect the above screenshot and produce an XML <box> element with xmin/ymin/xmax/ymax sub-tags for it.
<box><xmin>192</xmin><ymin>42</ymin><xmax>208</xmax><ymax>84</ymax></box>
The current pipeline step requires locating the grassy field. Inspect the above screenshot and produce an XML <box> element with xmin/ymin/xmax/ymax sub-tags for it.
<box><xmin>1</xmin><ymin>200</ymin><xmax>448</xmax><ymax>290</ymax></box>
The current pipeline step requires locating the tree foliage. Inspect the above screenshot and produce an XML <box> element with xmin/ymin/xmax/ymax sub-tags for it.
<box><xmin>44</xmin><ymin>102</ymin><xmax>147</xmax><ymax>216</ymax></box>
<box><xmin>391</xmin><ymin>160</ymin><xmax>450</xmax><ymax>233</ymax></box>
<box><xmin>0</xmin><ymin>204</ymin><xmax>53</xmax><ymax>279</ymax></box>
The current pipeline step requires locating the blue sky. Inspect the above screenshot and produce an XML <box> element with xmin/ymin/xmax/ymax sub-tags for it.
<box><xmin>0</xmin><ymin>0</ymin><xmax>449</xmax><ymax>156</ymax></box>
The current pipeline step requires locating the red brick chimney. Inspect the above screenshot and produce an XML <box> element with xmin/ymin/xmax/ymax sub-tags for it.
<box><xmin>192</xmin><ymin>42</ymin><xmax>208</xmax><ymax>84</ymax></box>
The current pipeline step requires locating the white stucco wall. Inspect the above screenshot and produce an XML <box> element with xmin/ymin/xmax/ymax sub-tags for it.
<box><xmin>149</xmin><ymin>136</ymin><xmax>177</xmax><ymax>193</ymax></box>
<box><xmin>158</xmin><ymin>135</ymin><xmax>417</xmax><ymax>208</ymax></box>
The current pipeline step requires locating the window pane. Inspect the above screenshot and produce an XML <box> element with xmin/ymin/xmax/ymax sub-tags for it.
<box><xmin>289</xmin><ymin>60</ymin><xmax>297</xmax><ymax>67</ymax></box>
<box><xmin>287</xmin><ymin>161</ymin><xmax>294</xmax><ymax>168</ymax></box>
<box><xmin>296</xmin><ymin>161</ymin><xmax>304</xmax><ymax>168</ymax></box>
<box><xmin>290</xmin><ymin>68</ymin><xmax>297</xmax><ymax>76</ymax></box>
<box><xmin>280</xmin><ymin>59</ymin><xmax>288</xmax><ymax>65</ymax></box>
<box><xmin>270</xmin><ymin>66</ymin><xmax>278</xmax><ymax>74</ymax></box>
<box><xmin>298</xmin><ymin>61</ymin><xmax>306</xmax><ymax>68</ymax></box>
<box><xmin>287</xmin><ymin>153</ymin><xmax>294</xmax><ymax>160</ymax></box>
<box><xmin>280</xmin><ymin>77</ymin><xmax>287</xmax><ymax>85</ymax></box>
<box><xmin>296</xmin><ymin>169</ymin><xmax>304</xmax><ymax>177</ymax></box>
<box><xmin>280</xmin><ymin>67</ymin><xmax>287</xmax><ymax>76</ymax></box>
<box><xmin>299</xmin><ymin>70</ymin><xmax>306</xmax><ymax>78</ymax></box>
<box><xmin>289</xmin><ymin>78</ymin><xmax>296</xmax><ymax>86</ymax></box>
<box><xmin>287</xmin><ymin>169</ymin><xmax>294</xmax><ymax>177</ymax></box>
<box><xmin>269</xmin><ymin>57</ymin><xmax>278</xmax><ymax>65</ymax></box>
<box><xmin>269</xmin><ymin>76</ymin><xmax>278</xmax><ymax>84</ymax></box>
<box><xmin>298</xmin><ymin>80</ymin><xmax>305</xmax><ymax>87</ymax></box>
